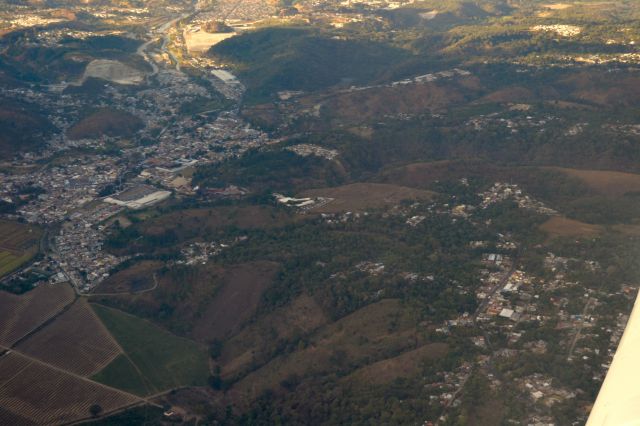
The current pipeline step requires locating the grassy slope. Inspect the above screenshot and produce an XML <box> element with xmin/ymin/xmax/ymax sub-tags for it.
<box><xmin>91</xmin><ymin>304</ymin><xmax>209</xmax><ymax>394</ymax></box>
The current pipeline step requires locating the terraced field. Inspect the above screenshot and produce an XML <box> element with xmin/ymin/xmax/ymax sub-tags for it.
<box><xmin>0</xmin><ymin>352</ymin><xmax>140</xmax><ymax>425</ymax></box>
<box><xmin>0</xmin><ymin>284</ymin><xmax>75</xmax><ymax>347</ymax></box>
<box><xmin>16</xmin><ymin>299</ymin><xmax>122</xmax><ymax>376</ymax></box>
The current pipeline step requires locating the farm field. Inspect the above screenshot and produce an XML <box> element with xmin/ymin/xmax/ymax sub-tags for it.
<box><xmin>0</xmin><ymin>283</ymin><xmax>75</xmax><ymax>347</ymax></box>
<box><xmin>16</xmin><ymin>299</ymin><xmax>122</xmax><ymax>376</ymax></box>
<box><xmin>91</xmin><ymin>354</ymin><xmax>150</xmax><ymax>396</ymax></box>
<box><xmin>0</xmin><ymin>220</ymin><xmax>41</xmax><ymax>278</ymax></box>
<box><xmin>0</xmin><ymin>351</ymin><xmax>140</xmax><ymax>425</ymax></box>
<box><xmin>298</xmin><ymin>183</ymin><xmax>435</xmax><ymax>213</ymax></box>
<box><xmin>91</xmin><ymin>304</ymin><xmax>209</xmax><ymax>394</ymax></box>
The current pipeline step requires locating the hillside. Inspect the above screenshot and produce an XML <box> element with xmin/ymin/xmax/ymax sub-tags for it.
<box><xmin>67</xmin><ymin>108</ymin><xmax>144</xmax><ymax>140</ymax></box>
<box><xmin>209</xmin><ymin>28</ymin><xmax>412</xmax><ymax>103</ymax></box>
<box><xmin>0</xmin><ymin>97</ymin><xmax>54</xmax><ymax>156</ymax></box>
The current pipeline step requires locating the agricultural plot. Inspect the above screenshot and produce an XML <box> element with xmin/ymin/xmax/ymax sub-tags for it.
<box><xmin>90</xmin><ymin>354</ymin><xmax>150</xmax><ymax>396</ymax></box>
<box><xmin>0</xmin><ymin>351</ymin><xmax>140</xmax><ymax>425</ymax></box>
<box><xmin>0</xmin><ymin>220</ymin><xmax>41</xmax><ymax>278</ymax></box>
<box><xmin>91</xmin><ymin>304</ymin><xmax>209</xmax><ymax>394</ymax></box>
<box><xmin>16</xmin><ymin>299</ymin><xmax>121</xmax><ymax>376</ymax></box>
<box><xmin>0</xmin><ymin>283</ymin><xmax>74</xmax><ymax>347</ymax></box>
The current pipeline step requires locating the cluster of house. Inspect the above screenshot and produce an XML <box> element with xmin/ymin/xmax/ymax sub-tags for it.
<box><xmin>273</xmin><ymin>193</ymin><xmax>334</xmax><ymax>212</ymax></box>
<box><xmin>517</xmin><ymin>373</ymin><xmax>576</xmax><ymax>406</ymax></box>
<box><xmin>178</xmin><ymin>236</ymin><xmax>247</xmax><ymax>266</ymax></box>
<box><xmin>466</xmin><ymin>112</ymin><xmax>558</xmax><ymax>135</ymax></box>
<box><xmin>1</xmin><ymin>156</ymin><xmax>124</xmax><ymax>224</ymax></box>
<box><xmin>321</xmin><ymin>211</ymin><xmax>366</xmax><ymax>225</ymax></box>
<box><xmin>479</xmin><ymin>182</ymin><xmax>558</xmax><ymax>215</ymax></box>
<box><xmin>53</xmin><ymin>209</ymin><xmax>128</xmax><ymax>292</ymax></box>
<box><xmin>285</xmin><ymin>144</ymin><xmax>339</xmax><ymax>160</ymax></box>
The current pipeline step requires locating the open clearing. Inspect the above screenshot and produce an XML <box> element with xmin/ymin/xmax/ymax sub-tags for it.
<box><xmin>91</xmin><ymin>304</ymin><xmax>209</xmax><ymax>394</ymax></box>
<box><xmin>539</xmin><ymin>216</ymin><xmax>603</xmax><ymax>239</ymax></box>
<box><xmin>16</xmin><ymin>299</ymin><xmax>121</xmax><ymax>376</ymax></box>
<box><xmin>191</xmin><ymin>261</ymin><xmax>280</xmax><ymax>342</ymax></box>
<box><xmin>298</xmin><ymin>183</ymin><xmax>435</xmax><ymax>213</ymax></box>
<box><xmin>549</xmin><ymin>167</ymin><xmax>640</xmax><ymax>196</ymax></box>
<box><xmin>0</xmin><ymin>283</ymin><xmax>75</xmax><ymax>347</ymax></box>
<box><xmin>0</xmin><ymin>351</ymin><xmax>140</xmax><ymax>425</ymax></box>
<box><xmin>0</xmin><ymin>219</ymin><xmax>41</xmax><ymax>279</ymax></box>
<box><xmin>345</xmin><ymin>343</ymin><xmax>449</xmax><ymax>386</ymax></box>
